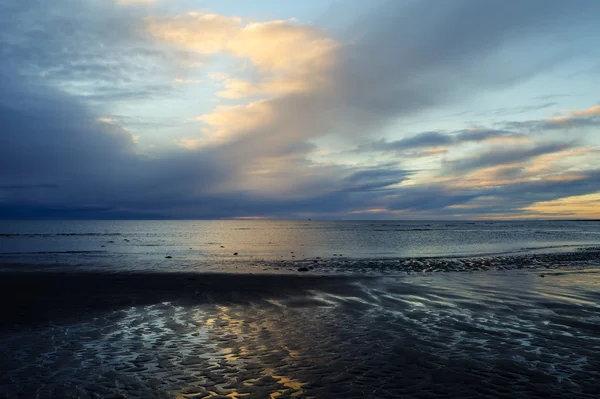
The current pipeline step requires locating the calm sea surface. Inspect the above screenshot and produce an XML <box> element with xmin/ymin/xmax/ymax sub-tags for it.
<box><xmin>1</xmin><ymin>220</ymin><xmax>600</xmax><ymax>272</ymax></box>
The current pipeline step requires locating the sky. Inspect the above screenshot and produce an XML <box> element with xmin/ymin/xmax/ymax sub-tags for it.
<box><xmin>1</xmin><ymin>0</ymin><xmax>600</xmax><ymax>220</ymax></box>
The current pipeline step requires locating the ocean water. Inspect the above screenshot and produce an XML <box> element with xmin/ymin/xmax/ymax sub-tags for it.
<box><xmin>2</xmin><ymin>220</ymin><xmax>600</xmax><ymax>398</ymax></box>
<box><xmin>1</xmin><ymin>220</ymin><xmax>600</xmax><ymax>272</ymax></box>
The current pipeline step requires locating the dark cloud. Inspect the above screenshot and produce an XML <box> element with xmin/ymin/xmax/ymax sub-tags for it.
<box><xmin>376</xmin><ymin>169</ymin><xmax>600</xmax><ymax>217</ymax></box>
<box><xmin>386</xmin><ymin>187</ymin><xmax>480</xmax><ymax>213</ymax></box>
<box><xmin>371</xmin><ymin>132</ymin><xmax>453</xmax><ymax>151</ymax></box>
<box><xmin>444</xmin><ymin>142</ymin><xmax>573</xmax><ymax>173</ymax></box>
<box><xmin>485</xmin><ymin>170</ymin><xmax>600</xmax><ymax>203</ymax></box>
<box><xmin>454</xmin><ymin>129</ymin><xmax>518</xmax><ymax>142</ymax></box>
<box><xmin>0</xmin><ymin>65</ymin><xmax>236</xmax><ymax>217</ymax></box>
<box><xmin>340</xmin><ymin>168</ymin><xmax>412</xmax><ymax>192</ymax></box>
<box><xmin>360</xmin><ymin>129</ymin><xmax>523</xmax><ymax>153</ymax></box>
<box><xmin>503</xmin><ymin>113</ymin><xmax>600</xmax><ymax>131</ymax></box>
<box><xmin>0</xmin><ymin>184</ymin><xmax>59</xmax><ymax>190</ymax></box>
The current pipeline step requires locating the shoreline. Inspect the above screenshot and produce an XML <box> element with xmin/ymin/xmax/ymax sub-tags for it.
<box><xmin>1</xmin><ymin>245</ymin><xmax>599</xmax><ymax>275</ymax></box>
<box><xmin>2</xmin><ymin>263</ymin><xmax>600</xmax><ymax>330</ymax></box>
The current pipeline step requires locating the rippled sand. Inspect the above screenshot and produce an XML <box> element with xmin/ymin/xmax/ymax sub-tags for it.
<box><xmin>1</xmin><ymin>266</ymin><xmax>600</xmax><ymax>398</ymax></box>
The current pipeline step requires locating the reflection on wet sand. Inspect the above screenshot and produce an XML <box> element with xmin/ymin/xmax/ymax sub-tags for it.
<box><xmin>199</xmin><ymin>305</ymin><xmax>311</xmax><ymax>399</ymax></box>
<box><xmin>1</xmin><ymin>269</ymin><xmax>599</xmax><ymax>398</ymax></box>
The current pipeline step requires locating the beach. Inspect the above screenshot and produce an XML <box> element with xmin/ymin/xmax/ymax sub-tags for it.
<box><xmin>3</xmin><ymin>0</ymin><xmax>600</xmax><ymax>396</ymax></box>
<box><xmin>2</xmin><ymin>265</ymin><xmax>600</xmax><ymax>398</ymax></box>
<box><xmin>1</xmin><ymin>221</ymin><xmax>600</xmax><ymax>398</ymax></box>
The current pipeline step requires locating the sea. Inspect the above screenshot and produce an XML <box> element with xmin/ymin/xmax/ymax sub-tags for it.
<box><xmin>1</xmin><ymin>220</ymin><xmax>600</xmax><ymax>398</ymax></box>
<box><xmin>1</xmin><ymin>219</ymin><xmax>600</xmax><ymax>272</ymax></box>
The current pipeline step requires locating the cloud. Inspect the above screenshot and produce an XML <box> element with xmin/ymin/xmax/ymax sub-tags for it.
<box><xmin>504</xmin><ymin>104</ymin><xmax>600</xmax><ymax>131</ymax></box>
<box><xmin>173</xmin><ymin>78</ymin><xmax>202</xmax><ymax>84</ymax></box>
<box><xmin>192</xmin><ymin>100</ymin><xmax>275</xmax><ymax>145</ymax></box>
<box><xmin>328</xmin><ymin>0</ymin><xmax>600</xmax><ymax>134</ymax></box>
<box><xmin>147</xmin><ymin>12</ymin><xmax>339</xmax><ymax>146</ymax></box>
<box><xmin>523</xmin><ymin>191</ymin><xmax>600</xmax><ymax>219</ymax></box>
<box><xmin>147</xmin><ymin>15</ymin><xmax>338</xmax><ymax>72</ymax></box>
<box><xmin>571</xmin><ymin>105</ymin><xmax>600</xmax><ymax>118</ymax></box>
<box><xmin>377</xmin><ymin>132</ymin><xmax>453</xmax><ymax>150</ymax></box>
<box><xmin>0</xmin><ymin>184</ymin><xmax>59</xmax><ymax>190</ymax></box>
<box><xmin>146</xmin><ymin>13</ymin><xmax>338</xmax><ymax>104</ymax></box>
<box><xmin>146</xmin><ymin>13</ymin><xmax>242</xmax><ymax>54</ymax></box>
<box><xmin>444</xmin><ymin>142</ymin><xmax>574</xmax><ymax>173</ymax></box>
<box><xmin>0</xmin><ymin>0</ymin><xmax>185</xmax><ymax>106</ymax></box>
<box><xmin>360</xmin><ymin>129</ymin><xmax>527</xmax><ymax>153</ymax></box>
<box><xmin>375</xmin><ymin>169</ymin><xmax>600</xmax><ymax>218</ymax></box>
<box><xmin>1</xmin><ymin>0</ymin><xmax>600</xmax><ymax>219</ymax></box>
<box><xmin>0</xmin><ymin>61</ymin><xmax>242</xmax><ymax>218</ymax></box>
<box><xmin>216</xmin><ymin>77</ymin><xmax>311</xmax><ymax>99</ymax></box>
<box><xmin>340</xmin><ymin>168</ymin><xmax>412</xmax><ymax>192</ymax></box>
<box><xmin>487</xmin><ymin>102</ymin><xmax>558</xmax><ymax>117</ymax></box>
<box><xmin>159</xmin><ymin>0</ymin><xmax>600</xmax><ymax>153</ymax></box>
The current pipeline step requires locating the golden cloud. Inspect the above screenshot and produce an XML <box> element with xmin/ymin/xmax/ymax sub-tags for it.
<box><xmin>569</xmin><ymin>104</ymin><xmax>600</xmax><ymax>118</ymax></box>
<box><xmin>216</xmin><ymin>77</ymin><xmax>311</xmax><ymax>99</ymax></box>
<box><xmin>434</xmin><ymin>146</ymin><xmax>599</xmax><ymax>190</ymax></box>
<box><xmin>146</xmin><ymin>14</ymin><xmax>337</xmax><ymax>74</ymax></box>
<box><xmin>197</xmin><ymin>100</ymin><xmax>273</xmax><ymax>133</ymax></box>
<box><xmin>146</xmin><ymin>13</ymin><xmax>241</xmax><ymax>54</ymax></box>
<box><xmin>148</xmin><ymin>12</ymin><xmax>339</xmax><ymax>147</ymax></box>
<box><xmin>523</xmin><ymin>192</ymin><xmax>600</xmax><ymax>219</ymax></box>
<box><xmin>540</xmin><ymin>104</ymin><xmax>600</xmax><ymax>128</ymax></box>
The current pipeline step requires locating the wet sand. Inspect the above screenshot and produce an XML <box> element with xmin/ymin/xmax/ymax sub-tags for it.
<box><xmin>0</xmin><ymin>271</ymin><xmax>359</xmax><ymax>329</ymax></box>
<box><xmin>1</xmin><ymin>265</ymin><xmax>600</xmax><ymax>398</ymax></box>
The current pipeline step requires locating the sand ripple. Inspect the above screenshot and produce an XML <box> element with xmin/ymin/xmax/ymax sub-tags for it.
<box><xmin>1</xmin><ymin>269</ymin><xmax>599</xmax><ymax>398</ymax></box>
